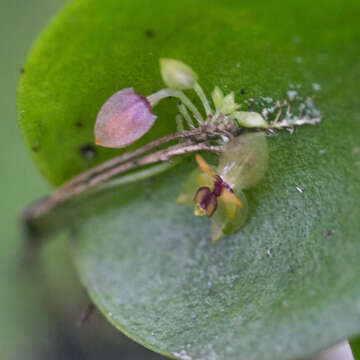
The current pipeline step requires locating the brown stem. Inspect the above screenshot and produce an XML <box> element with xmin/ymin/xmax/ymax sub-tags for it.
<box><xmin>23</xmin><ymin>117</ymin><xmax>240</xmax><ymax>225</ymax></box>
<box><xmin>24</xmin><ymin>141</ymin><xmax>223</xmax><ymax>222</ymax></box>
<box><xmin>60</xmin><ymin>128</ymin><xmax>203</xmax><ymax>191</ymax></box>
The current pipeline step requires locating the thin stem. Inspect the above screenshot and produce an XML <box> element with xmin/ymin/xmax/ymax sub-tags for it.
<box><xmin>147</xmin><ymin>88</ymin><xmax>203</xmax><ymax>122</ymax></box>
<box><xmin>177</xmin><ymin>102</ymin><xmax>194</xmax><ymax>127</ymax></box>
<box><xmin>146</xmin><ymin>89</ymin><xmax>170</xmax><ymax>107</ymax></box>
<box><xmin>24</xmin><ymin>142</ymin><xmax>223</xmax><ymax>221</ymax></box>
<box><xmin>175</xmin><ymin>114</ymin><xmax>184</xmax><ymax>132</ymax></box>
<box><xmin>269</xmin><ymin>117</ymin><xmax>321</xmax><ymax>129</ymax></box>
<box><xmin>61</xmin><ymin>128</ymin><xmax>202</xmax><ymax>191</ymax></box>
<box><xmin>194</xmin><ymin>82</ymin><xmax>213</xmax><ymax>116</ymax></box>
<box><xmin>97</xmin><ymin>161</ymin><xmax>177</xmax><ymax>192</ymax></box>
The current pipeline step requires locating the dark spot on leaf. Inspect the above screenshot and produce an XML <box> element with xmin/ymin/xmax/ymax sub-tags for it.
<box><xmin>240</xmin><ymin>89</ymin><xmax>245</xmax><ymax>95</ymax></box>
<box><xmin>79</xmin><ymin>144</ymin><xmax>96</xmax><ymax>159</ymax></box>
<box><xmin>75</xmin><ymin>121</ymin><xmax>84</xmax><ymax>128</ymax></box>
<box><xmin>32</xmin><ymin>146</ymin><xmax>40</xmax><ymax>152</ymax></box>
<box><xmin>20</xmin><ymin>67</ymin><xmax>25</xmax><ymax>74</ymax></box>
<box><xmin>327</xmin><ymin>229</ymin><xmax>335</xmax><ymax>236</ymax></box>
<box><xmin>145</xmin><ymin>29</ymin><xmax>154</xmax><ymax>37</ymax></box>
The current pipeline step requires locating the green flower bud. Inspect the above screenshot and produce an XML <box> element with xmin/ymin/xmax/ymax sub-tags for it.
<box><xmin>159</xmin><ymin>58</ymin><xmax>198</xmax><ymax>90</ymax></box>
<box><xmin>211</xmin><ymin>86</ymin><xmax>241</xmax><ymax>115</ymax></box>
<box><xmin>233</xmin><ymin>111</ymin><xmax>268</xmax><ymax>128</ymax></box>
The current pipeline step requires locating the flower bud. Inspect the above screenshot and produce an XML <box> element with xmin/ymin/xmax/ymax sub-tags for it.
<box><xmin>94</xmin><ymin>88</ymin><xmax>157</xmax><ymax>148</ymax></box>
<box><xmin>233</xmin><ymin>111</ymin><xmax>268</xmax><ymax>128</ymax></box>
<box><xmin>159</xmin><ymin>58</ymin><xmax>198</xmax><ymax>90</ymax></box>
<box><xmin>211</xmin><ymin>87</ymin><xmax>241</xmax><ymax>115</ymax></box>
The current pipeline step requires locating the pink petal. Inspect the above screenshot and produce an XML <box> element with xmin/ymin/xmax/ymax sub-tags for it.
<box><xmin>94</xmin><ymin>87</ymin><xmax>157</xmax><ymax>148</ymax></box>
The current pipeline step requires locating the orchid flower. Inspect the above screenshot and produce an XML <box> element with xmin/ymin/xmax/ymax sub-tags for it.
<box><xmin>178</xmin><ymin>132</ymin><xmax>268</xmax><ymax>242</ymax></box>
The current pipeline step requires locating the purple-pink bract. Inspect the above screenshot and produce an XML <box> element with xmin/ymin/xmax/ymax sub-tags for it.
<box><xmin>94</xmin><ymin>87</ymin><xmax>157</xmax><ymax>148</ymax></box>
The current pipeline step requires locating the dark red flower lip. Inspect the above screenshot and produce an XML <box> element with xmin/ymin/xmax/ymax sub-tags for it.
<box><xmin>194</xmin><ymin>186</ymin><xmax>218</xmax><ymax>217</ymax></box>
<box><xmin>193</xmin><ymin>175</ymin><xmax>235</xmax><ymax>217</ymax></box>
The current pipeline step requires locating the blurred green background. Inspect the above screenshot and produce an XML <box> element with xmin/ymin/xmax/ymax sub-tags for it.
<box><xmin>0</xmin><ymin>1</ymin><xmax>62</xmax><ymax>358</ymax></box>
<box><xmin>0</xmin><ymin>1</ymin><xmax>167</xmax><ymax>359</ymax></box>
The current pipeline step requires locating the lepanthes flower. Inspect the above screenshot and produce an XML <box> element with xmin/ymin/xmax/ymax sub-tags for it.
<box><xmin>95</xmin><ymin>88</ymin><xmax>157</xmax><ymax>148</ymax></box>
<box><xmin>193</xmin><ymin>154</ymin><xmax>243</xmax><ymax>218</ymax></box>
<box><xmin>178</xmin><ymin>132</ymin><xmax>268</xmax><ymax>242</ymax></box>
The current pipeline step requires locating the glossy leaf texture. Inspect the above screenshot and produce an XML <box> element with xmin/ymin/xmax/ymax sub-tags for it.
<box><xmin>17</xmin><ymin>0</ymin><xmax>360</xmax><ymax>360</ymax></box>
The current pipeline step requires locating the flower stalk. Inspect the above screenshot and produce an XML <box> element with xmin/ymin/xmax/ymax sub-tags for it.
<box><xmin>147</xmin><ymin>88</ymin><xmax>203</xmax><ymax>123</ymax></box>
<box><xmin>23</xmin><ymin>121</ymin><xmax>233</xmax><ymax>223</ymax></box>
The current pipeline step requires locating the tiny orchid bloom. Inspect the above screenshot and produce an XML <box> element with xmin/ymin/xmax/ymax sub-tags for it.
<box><xmin>159</xmin><ymin>58</ymin><xmax>198</xmax><ymax>90</ymax></box>
<box><xmin>94</xmin><ymin>87</ymin><xmax>157</xmax><ymax>149</ymax></box>
<box><xmin>177</xmin><ymin>153</ymin><xmax>247</xmax><ymax>243</ymax></box>
<box><xmin>178</xmin><ymin>132</ymin><xmax>268</xmax><ymax>242</ymax></box>
<box><xmin>193</xmin><ymin>154</ymin><xmax>243</xmax><ymax>218</ymax></box>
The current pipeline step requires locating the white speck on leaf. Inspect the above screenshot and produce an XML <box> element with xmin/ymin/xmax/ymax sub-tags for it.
<box><xmin>261</xmin><ymin>96</ymin><xmax>273</xmax><ymax>104</ymax></box>
<box><xmin>312</xmin><ymin>83</ymin><xmax>321</xmax><ymax>91</ymax></box>
<box><xmin>172</xmin><ymin>350</ymin><xmax>192</xmax><ymax>360</ymax></box>
<box><xmin>296</xmin><ymin>186</ymin><xmax>303</xmax><ymax>193</ymax></box>
<box><xmin>287</xmin><ymin>90</ymin><xmax>298</xmax><ymax>101</ymax></box>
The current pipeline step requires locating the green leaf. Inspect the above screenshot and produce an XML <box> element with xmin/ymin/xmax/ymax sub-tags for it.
<box><xmin>18</xmin><ymin>0</ymin><xmax>360</xmax><ymax>359</ymax></box>
<box><xmin>350</xmin><ymin>337</ymin><xmax>360</xmax><ymax>360</ymax></box>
